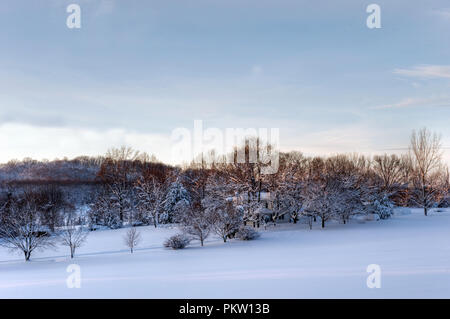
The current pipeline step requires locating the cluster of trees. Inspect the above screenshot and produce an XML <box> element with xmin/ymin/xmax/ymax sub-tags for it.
<box><xmin>0</xmin><ymin>188</ymin><xmax>88</xmax><ymax>260</ymax></box>
<box><xmin>0</xmin><ymin>128</ymin><xmax>448</xmax><ymax>260</ymax></box>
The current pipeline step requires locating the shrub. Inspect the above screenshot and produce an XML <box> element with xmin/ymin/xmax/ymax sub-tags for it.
<box><xmin>235</xmin><ymin>227</ymin><xmax>260</xmax><ymax>241</ymax></box>
<box><xmin>164</xmin><ymin>234</ymin><xmax>190</xmax><ymax>249</ymax></box>
<box><xmin>372</xmin><ymin>194</ymin><xmax>394</xmax><ymax>220</ymax></box>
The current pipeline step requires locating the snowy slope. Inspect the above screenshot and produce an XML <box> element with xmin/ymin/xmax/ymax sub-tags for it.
<box><xmin>0</xmin><ymin>208</ymin><xmax>449</xmax><ymax>298</ymax></box>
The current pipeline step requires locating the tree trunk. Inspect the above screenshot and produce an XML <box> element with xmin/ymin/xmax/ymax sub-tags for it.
<box><xmin>422</xmin><ymin>182</ymin><xmax>427</xmax><ymax>216</ymax></box>
<box><xmin>24</xmin><ymin>251</ymin><xmax>31</xmax><ymax>261</ymax></box>
<box><xmin>321</xmin><ymin>218</ymin><xmax>325</xmax><ymax>228</ymax></box>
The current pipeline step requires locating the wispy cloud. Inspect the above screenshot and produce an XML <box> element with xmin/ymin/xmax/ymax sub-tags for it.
<box><xmin>372</xmin><ymin>96</ymin><xmax>450</xmax><ymax>109</ymax></box>
<box><xmin>393</xmin><ymin>65</ymin><xmax>450</xmax><ymax>79</ymax></box>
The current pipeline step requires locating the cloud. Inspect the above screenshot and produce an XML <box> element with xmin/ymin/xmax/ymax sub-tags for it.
<box><xmin>372</xmin><ymin>96</ymin><xmax>450</xmax><ymax>109</ymax></box>
<box><xmin>0</xmin><ymin>123</ymin><xmax>174</xmax><ymax>164</ymax></box>
<box><xmin>393</xmin><ymin>65</ymin><xmax>450</xmax><ymax>79</ymax></box>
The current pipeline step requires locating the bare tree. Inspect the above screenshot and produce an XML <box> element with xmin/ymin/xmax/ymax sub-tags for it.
<box><xmin>373</xmin><ymin>154</ymin><xmax>403</xmax><ymax>192</ymax></box>
<box><xmin>89</xmin><ymin>188</ymin><xmax>121</xmax><ymax>229</ymax></box>
<box><xmin>208</xmin><ymin>200</ymin><xmax>243</xmax><ymax>242</ymax></box>
<box><xmin>0</xmin><ymin>192</ymin><xmax>55</xmax><ymax>261</ymax></box>
<box><xmin>59</xmin><ymin>214</ymin><xmax>89</xmax><ymax>259</ymax></box>
<box><xmin>180</xmin><ymin>203</ymin><xmax>211</xmax><ymax>247</ymax></box>
<box><xmin>123</xmin><ymin>227</ymin><xmax>141</xmax><ymax>253</ymax></box>
<box><xmin>37</xmin><ymin>185</ymin><xmax>70</xmax><ymax>233</ymax></box>
<box><xmin>278</xmin><ymin>157</ymin><xmax>307</xmax><ymax>224</ymax></box>
<box><xmin>135</xmin><ymin>176</ymin><xmax>166</xmax><ymax>227</ymax></box>
<box><xmin>202</xmin><ymin>172</ymin><xmax>243</xmax><ymax>242</ymax></box>
<box><xmin>409</xmin><ymin>128</ymin><xmax>443</xmax><ymax>216</ymax></box>
<box><xmin>97</xmin><ymin>146</ymin><xmax>140</xmax><ymax>225</ymax></box>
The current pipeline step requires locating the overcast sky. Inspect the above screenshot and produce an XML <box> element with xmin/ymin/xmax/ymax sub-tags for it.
<box><xmin>0</xmin><ymin>0</ymin><xmax>449</xmax><ymax>164</ymax></box>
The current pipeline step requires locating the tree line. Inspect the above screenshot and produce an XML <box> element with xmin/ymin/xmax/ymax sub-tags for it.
<box><xmin>0</xmin><ymin>128</ymin><xmax>448</xmax><ymax>260</ymax></box>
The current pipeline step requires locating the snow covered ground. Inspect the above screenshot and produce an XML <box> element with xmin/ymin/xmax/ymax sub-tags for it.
<box><xmin>0</xmin><ymin>208</ymin><xmax>449</xmax><ymax>298</ymax></box>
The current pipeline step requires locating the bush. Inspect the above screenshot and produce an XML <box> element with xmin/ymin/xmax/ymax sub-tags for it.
<box><xmin>372</xmin><ymin>194</ymin><xmax>394</xmax><ymax>220</ymax></box>
<box><xmin>235</xmin><ymin>227</ymin><xmax>260</xmax><ymax>241</ymax></box>
<box><xmin>164</xmin><ymin>234</ymin><xmax>190</xmax><ymax>249</ymax></box>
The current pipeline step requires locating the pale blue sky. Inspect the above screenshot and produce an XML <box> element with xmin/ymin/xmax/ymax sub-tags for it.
<box><xmin>0</xmin><ymin>0</ymin><xmax>449</xmax><ymax>164</ymax></box>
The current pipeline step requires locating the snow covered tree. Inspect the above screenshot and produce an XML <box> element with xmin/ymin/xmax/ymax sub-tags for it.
<box><xmin>302</xmin><ymin>178</ymin><xmax>329</xmax><ymax>228</ymax></box>
<box><xmin>0</xmin><ymin>191</ymin><xmax>55</xmax><ymax>261</ymax></box>
<box><xmin>123</xmin><ymin>227</ymin><xmax>141</xmax><ymax>253</ymax></box>
<box><xmin>179</xmin><ymin>202</ymin><xmax>211</xmax><ymax>247</ymax></box>
<box><xmin>36</xmin><ymin>185</ymin><xmax>70</xmax><ymax>232</ymax></box>
<box><xmin>222</xmin><ymin>139</ymin><xmax>273</xmax><ymax>225</ymax></box>
<box><xmin>208</xmin><ymin>200</ymin><xmax>243</xmax><ymax>242</ymax></box>
<box><xmin>371</xmin><ymin>193</ymin><xmax>394</xmax><ymax>220</ymax></box>
<box><xmin>409</xmin><ymin>128</ymin><xmax>443</xmax><ymax>216</ymax></box>
<box><xmin>97</xmin><ymin>146</ymin><xmax>140</xmax><ymax>226</ymax></box>
<box><xmin>279</xmin><ymin>172</ymin><xmax>304</xmax><ymax>224</ymax></box>
<box><xmin>135</xmin><ymin>176</ymin><xmax>166</xmax><ymax>227</ymax></box>
<box><xmin>89</xmin><ymin>188</ymin><xmax>122</xmax><ymax>229</ymax></box>
<box><xmin>411</xmin><ymin>168</ymin><xmax>446</xmax><ymax>214</ymax></box>
<box><xmin>163</xmin><ymin>179</ymin><xmax>191</xmax><ymax>223</ymax></box>
<box><xmin>108</xmin><ymin>182</ymin><xmax>135</xmax><ymax>226</ymax></box>
<box><xmin>201</xmin><ymin>172</ymin><xmax>243</xmax><ymax>242</ymax></box>
<box><xmin>333</xmin><ymin>177</ymin><xmax>366</xmax><ymax>224</ymax></box>
<box><xmin>59</xmin><ymin>213</ymin><xmax>89</xmax><ymax>258</ymax></box>
<box><xmin>275</xmin><ymin>152</ymin><xmax>308</xmax><ymax>224</ymax></box>
<box><xmin>0</xmin><ymin>191</ymin><xmax>13</xmax><ymax>225</ymax></box>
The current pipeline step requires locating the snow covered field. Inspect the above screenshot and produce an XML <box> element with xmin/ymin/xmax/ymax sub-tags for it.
<box><xmin>0</xmin><ymin>208</ymin><xmax>449</xmax><ymax>298</ymax></box>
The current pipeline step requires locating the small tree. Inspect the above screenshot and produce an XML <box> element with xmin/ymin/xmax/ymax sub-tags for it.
<box><xmin>202</xmin><ymin>173</ymin><xmax>244</xmax><ymax>242</ymax></box>
<box><xmin>409</xmin><ymin>128</ymin><xmax>443</xmax><ymax>216</ymax></box>
<box><xmin>124</xmin><ymin>227</ymin><xmax>141</xmax><ymax>253</ymax></box>
<box><xmin>208</xmin><ymin>200</ymin><xmax>243</xmax><ymax>242</ymax></box>
<box><xmin>135</xmin><ymin>176</ymin><xmax>166</xmax><ymax>227</ymax></box>
<box><xmin>59</xmin><ymin>214</ymin><xmax>89</xmax><ymax>259</ymax></box>
<box><xmin>163</xmin><ymin>179</ymin><xmax>191</xmax><ymax>223</ymax></box>
<box><xmin>89</xmin><ymin>188</ymin><xmax>122</xmax><ymax>229</ymax></box>
<box><xmin>371</xmin><ymin>193</ymin><xmax>394</xmax><ymax>220</ymax></box>
<box><xmin>180</xmin><ymin>203</ymin><xmax>211</xmax><ymax>247</ymax></box>
<box><xmin>0</xmin><ymin>192</ymin><xmax>55</xmax><ymax>261</ymax></box>
<box><xmin>36</xmin><ymin>185</ymin><xmax>68</xmax><ymax>232</ymax></box>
